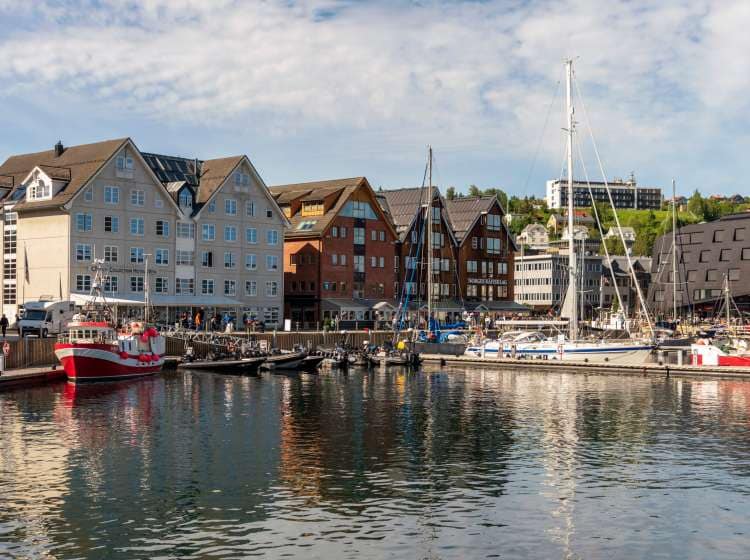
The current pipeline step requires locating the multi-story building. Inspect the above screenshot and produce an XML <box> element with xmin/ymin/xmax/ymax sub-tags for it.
<box><xmin>647</xmin><ymin>213</ymin><xmax>750</xmax><ymax>318</ymax></box>
<box><xmin>445</xmin><ymin>196</ymin><xmax>519</xmax><ymax>314</ymax></box>
<box><xmin>0</xmin><ymin>138</ymin><xmax>287</xmax><ymax>326</ymax></box>
<box><xmin>516</xmin><ymin>223</ymin><xmax>549</xmax><ymax>247</ymax></box>
<box><xmin>514</xmin><ymin>253</ymin><xmax>601</xmax><ymax>316</ymax></box>
<box><xmin>270</xmin><ymin>177</ymin><xmax>398</xmax><ymax>329</ymax></box>
<box><xmin>600</xmin><ymin>256</ymin><xmax>652</xmax><ymax>315</ymax></box>
<box><xmin>546</xmin><ymin>177</ymin><xmax>662</xmax><ymax>210</ymax></box>
<box><xmin>377</xmin><ymin>187</ymin><xmax>461</xmax><ymax>321</ymax></box>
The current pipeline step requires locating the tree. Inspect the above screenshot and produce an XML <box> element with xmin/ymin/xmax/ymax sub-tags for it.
<box><xmin>687</xmin><ymin>189</ymin><xmax>705</xmax><ymax>219</ymax></box>
<box><xmin>445</xmin><ymin>186</ymin><xmax>457</xmax><ymax>200</ymax></box>
<box><xmin>599</xmin><ymin>236</ymin><xmax>627</xmax><ymax>256</ymax></box>
<box><xmin>468</xmin><ymin>184</ymin><xmax>481</xmax><ymax>197</ymax></box>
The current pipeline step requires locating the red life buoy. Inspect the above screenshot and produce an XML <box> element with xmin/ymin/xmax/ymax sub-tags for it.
<box><xmin>119</xmin><ymin>351</ymin><xmax>129</xmax><ymax>360</ymax></box>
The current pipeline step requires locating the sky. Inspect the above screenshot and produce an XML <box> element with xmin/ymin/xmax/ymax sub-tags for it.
<box><xmin>0</xmin><ymin>0</ymin><xmax>748</xmax><ymax>198</ymax></box>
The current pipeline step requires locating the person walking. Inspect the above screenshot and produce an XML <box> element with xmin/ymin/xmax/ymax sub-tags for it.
<box><xmin>0</xmin><ymin>314</ymin><xmax>8</xmax><ymax>338</ymax></box>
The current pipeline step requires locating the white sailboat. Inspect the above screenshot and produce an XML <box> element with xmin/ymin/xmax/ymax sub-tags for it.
<box><xmin>466</xmin><ymin>59</ymin><xmax>654</xmax><ymax>364</ymax></box>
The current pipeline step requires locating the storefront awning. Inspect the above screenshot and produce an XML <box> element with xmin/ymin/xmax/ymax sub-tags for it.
<box><xmin>472</xmin><ymin>301</ymin><xmax>530</xmax><ymax>312</ymax></box>
<box><xmin>321</xmin><ymin>298</ymin><xmax>372</xmax><ymax>312</ymax></box>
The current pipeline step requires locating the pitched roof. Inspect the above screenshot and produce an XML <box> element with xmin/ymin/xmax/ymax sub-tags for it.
<box><xmin>376</xmin><ymin>187</ymin><xmax>437</xmax><ymax>240</ymax></box>
<box><xmin>269</xmin><ymin>177</ymin><xmax>366</xmax><ymax>238</ymax></box>
<box><xmin>444</xmin><ymin>196</ymin><xmax>497</xmax><ymax>242</ymax></box>
<box><xmin>0</xmin><ymin>138</ymin><xmax>128</xmax><ymax>211</ymax></box>
<box><xmin>196</xmin><ymin>156</ymin><xmax>243</xmax><ymax>204</ymax></box>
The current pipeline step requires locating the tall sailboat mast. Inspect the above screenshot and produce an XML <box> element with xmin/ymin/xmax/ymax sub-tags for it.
<box><xmin>144</xmin><ymin>253</ymin><xmax>150</xmax><ymax>324</ymax></box>
<box><xmin>427</xmin><ymin>145</ymin><xmax>433</xmax><ymax>329</ymax></box>
<box><xmin>565</xmin><ymin>59</ymin><xmax>578</xmax><ymax>340</ymax></box>
<box><xmin>671</xmin><ymin>179</ymin><xmax>678</xmax><ymax>323</ymax></box>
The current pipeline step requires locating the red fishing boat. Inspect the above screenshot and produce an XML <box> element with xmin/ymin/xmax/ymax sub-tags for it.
<box><xmin>54</xmin><ymin>258</ymin><xmax>165</xmax><ymax>382</ymax></box>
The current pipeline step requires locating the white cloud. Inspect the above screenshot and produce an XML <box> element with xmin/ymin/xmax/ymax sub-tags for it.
<box><xmin>0</xmin><ymin>0</ymin><xmax>748</xmax><ymax>192</ymax></box>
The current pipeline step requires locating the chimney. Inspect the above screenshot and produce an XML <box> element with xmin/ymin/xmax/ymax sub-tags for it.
<box><xmin>54</xmin><ymin>140</ymin><xmax>64</xmax><ymax>157</ymax></box>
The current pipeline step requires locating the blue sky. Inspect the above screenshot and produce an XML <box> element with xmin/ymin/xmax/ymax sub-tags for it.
<box><xmin>1</xmin><ymin>0</ymin><xmax>748</xmax><ymax>198</ymax></box>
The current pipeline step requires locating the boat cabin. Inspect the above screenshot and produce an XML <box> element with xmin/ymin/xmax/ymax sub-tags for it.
<box><xmin>65</xmin><ymin>322</ymin><xmax>116</xmax><ymax>344</ymax></box>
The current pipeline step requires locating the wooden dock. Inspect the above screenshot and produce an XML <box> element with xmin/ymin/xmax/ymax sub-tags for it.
<box><xmin>0</xmin><ymin>366</ymin><xmax>66</xmax><ymax>390</ymax></box>
<box><xmin>420</xmin><ymin>353</ymin><xmax>750</xmax><ymax>379</ymax></box>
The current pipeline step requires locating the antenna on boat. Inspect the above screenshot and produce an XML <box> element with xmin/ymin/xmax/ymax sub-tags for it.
<box><xmin>565</xmin><ymin>58</ymin><xmax>578</xmax><ymax>340</ymax></box>
<box><xmin>427</xmin><ymin>145</ymin><xmax>433</xmax><ymax>334</ymax></box>
<box><xmin>144</xmin><ymin>253</ymin><xmax>151</xmax><ymax>324</ymax></box>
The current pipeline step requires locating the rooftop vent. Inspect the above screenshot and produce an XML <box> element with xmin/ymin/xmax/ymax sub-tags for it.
<box><xmin>54</xmin><ymin>140</ymin><xmax>64</xmax><ymax>157</ymax></box>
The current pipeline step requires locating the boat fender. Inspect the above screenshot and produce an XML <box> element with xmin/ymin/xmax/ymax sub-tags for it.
<box><xmin>119</xmin><ymin>351</ymin><xmax>129</xmax><ymax>360</ymax></box>
<box><xmin>138</xmin><ymin>354</ymin><xmax>147</xmax><ymax>363</ymax></box>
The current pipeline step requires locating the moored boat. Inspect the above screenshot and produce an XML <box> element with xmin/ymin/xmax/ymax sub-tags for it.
<box><xmin>262</xmin><ymin>350</ymin><xmax>307</xmax><ymax>370</ymax></box>
<box><xmin>178</xmin><ymin>357</ymin><xmax>265</xmax><ymax>375</ymax></box>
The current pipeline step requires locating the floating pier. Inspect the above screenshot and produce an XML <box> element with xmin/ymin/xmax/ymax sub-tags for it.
<box><xmin>0</xmin><ymin>366</ymin><xmax>66</xmax><ymax>391</ymax></box>
<box><xmin>420</xmin><ymin>353</ymin><xmax>750</xmax><ymax>379</ymax></box>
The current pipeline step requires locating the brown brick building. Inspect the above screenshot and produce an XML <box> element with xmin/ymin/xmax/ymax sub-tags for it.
<box><xmin>445</xmin><ymin>196</ymin><xmax>518</xmax><ymax>314</ymax></box>
<box><xmin>270</xmin><ymin>177</ymin><xmax>398</xmax><ymax>328</ymax></box>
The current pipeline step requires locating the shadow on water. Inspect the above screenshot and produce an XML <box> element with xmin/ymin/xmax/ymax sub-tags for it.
<box><xmin>1</xmin><ymin>366</ymin><xmax>750</xmax><ymax>559</ymax></box>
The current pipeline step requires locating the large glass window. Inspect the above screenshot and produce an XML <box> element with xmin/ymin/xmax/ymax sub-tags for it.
<box><xmin>104</xmin><ymin>186</ymin><xmax>120</xmax><ymax>204</ymax></box>
<box><xmin>130</xmin><ymin>218</ymin><xmax>144</xmax><ymax>236</ymax></box>
<box><xmin>76</xmin><ymin>213</ymin><xmax>92</xmax><ymax>232</ymax></box>
<box><xmin>75</xmin><ymin>244</ymin><xmax>92</xmax><ymax>262</ymax></box>
<box><xmin>245</xmin><ymin>254</ymin><xmax>257</xmax><ymax>270</ymax></box>
<box><xmin>202</xmin><ymin>224</ymin><xmax>215</xmax><ymax>241</ymax></box>
<box><xmin>354</xmin><ymin>228</ymin><xmax>365</xmax><ymax>245</ymax></box>
<box><xmin>201</xmin><ymin>279</ymin><xmax>214</xmax><ymax>295</ymax></box>
<box><xmin>224</xmin><ymin>225</ymin><xmax>237</xmax><ymax>242</ymax></box>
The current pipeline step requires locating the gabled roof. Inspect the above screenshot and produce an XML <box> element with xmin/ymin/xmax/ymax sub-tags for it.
<box><xmin>444</xmin><ymin>196</ymin><xmax>497</xmax><ymax>242</ymax></box>
<box><xmin>270</xmin><ymin>177</ymin><xmax>374</xmax><ymax>238</ymax></box>
<box><xmin>0</xmin><ymin>138</ymin><xmax>128</xmax><ymax>211</ymax></box>
<box><xmin>196</xmin><ymin>156</ymin><xmax>244</xmax><ymax>204</ymax></box>
<box><xmin>377</xmin><ymin>187</ymin><xmax>434</xmax><ymax>236</ymax></box>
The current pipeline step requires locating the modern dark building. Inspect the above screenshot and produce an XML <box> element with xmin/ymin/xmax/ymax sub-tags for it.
<box><xmin>546</xmin><ymin>177</ymin><xmax>662</xmax><ymax>210</ymax></box>
<box><xmin>647</xmin><ymin>213</ymin><xmax>750</xmax><ymax>319</ymax></box>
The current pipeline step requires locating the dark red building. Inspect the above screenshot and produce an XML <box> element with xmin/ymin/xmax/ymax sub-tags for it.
<box><xmin>270</xmin><ymin>177</ymin><xmax>398</xmax><ymax>328</ymax></box>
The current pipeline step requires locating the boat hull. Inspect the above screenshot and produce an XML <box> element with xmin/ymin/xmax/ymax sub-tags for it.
<box><xmin>54</xmin><ymin>344</ymin><xmax>164</xmax><ymax>382</ymax></box>
<box><xmin>465</xmin><ymin>343</ymin><xmax>654</xmax><ymax>365</ymax></box>
<box><xmin>690</xmin><ymin>344</ymin><xmax>750</xmax><ymax>367</ymax></box>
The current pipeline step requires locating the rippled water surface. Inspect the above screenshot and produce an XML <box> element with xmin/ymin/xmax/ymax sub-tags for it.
<box><xmin>2</xmin><ymin>367</ymin><xmax>750</xmax><ymax>559</ymax></box>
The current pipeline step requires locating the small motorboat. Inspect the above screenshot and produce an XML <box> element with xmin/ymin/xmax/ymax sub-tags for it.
<box><xmin>262</xmin><ymin>350</ymin><xmax>307</xmax><ymax>370</ymax></box>
<box><xmin>298</xmin><ymin>355</ymin><xmax>325</xmax><ymax>372</ymax></box>
<box><xmin>368</xmin><ymin>351</ymin><xmax>421</xmax><ymax>367</ymax></box>
<box><xmin>178</xmin><ymin>357</ymin><xmax>265</xmax><ymax>375</ymax></box>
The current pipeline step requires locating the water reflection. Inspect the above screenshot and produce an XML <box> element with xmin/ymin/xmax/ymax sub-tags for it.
<box><xmin>1</xmin><ymin>369</ymin><xmax>750</xmax><ymax>559</ymax></box>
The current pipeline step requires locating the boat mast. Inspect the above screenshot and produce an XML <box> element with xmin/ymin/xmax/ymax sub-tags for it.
<box><xmin>566</xmin><ymin>59</ymin><xmax>578</xmax><ymax>340</ymax></box>
<box><xmin>427</xmin><ymin>145</ymin><xmax>433</xmax><ymax>331</ymax></box>
<box><xmin>144</xmin><ymin>253</ymin><xmax>150</xmax><ymax>324</ymax></box>
<box><xmin>672</xmin><ymin>179</ymin><xmax>678</xmax><ymax>324</ymax></box>
<box><xmin>725</xmin><ymin>274</ymin><xmax>731</xmax><ymax>327</ymax></box>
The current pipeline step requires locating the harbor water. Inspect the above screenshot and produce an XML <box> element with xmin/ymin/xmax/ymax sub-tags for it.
<box><xmin>1</xmin><ymin>366</ymin><xmax>749</xmax><ymax>559</ymax></box>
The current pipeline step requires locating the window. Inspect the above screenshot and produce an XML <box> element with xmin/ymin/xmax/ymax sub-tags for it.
<box><xmin>116</xmin><ymin>155</ymin><xmax>134</xmax><ymax>171</ymax></box>
<box><xmin>224</xmin><ymin>225</ymin><xmax>237</xmax><ymax>242</ymax></box>
<box><xmin>224</xmin><ymin>279</ymin><xmax>236</xmax><ymax>296</ymax></box>
<box><xmin>129</xmin><ymin>218</ymin><xmax>144</xmax><ymax>236</ymax></box>
<box><xmin>432</xmin><ymin>206</ymin><xmax>440</xmax><ymax>221</ymax></box>
<box><xmin>76</xmin><ymin>274</ymin><xmax>91</xmax><ymax>292</ymax></box>
<box><xmin>155</xmin><ymin>248</ymin><xmax>169</xmax><ymax>265</ymax></box>
<box><xmin>340</xmin><ymin>226</ymin><xmax>347</xmax><ymax>238</ymax></box>
<box><xmin>354</xmin><ymin>227</ymin><xmax>365</xmax><ymax>245</ymax></box>
<box><xmin>720</xmin><ymin>249</ymin><xmax>731</xmax><ymax>262</ymax></box>
<box><xmin>411</xmin><ymin>230</ymin><xmax>418</xmax><ymax>244</ymax></box>
<box><xmin>246</xmin><ymin>228</ymin><xmax>257</xmax><ymax>244</ymax></box>
<box><xmin>743</xmin><ymin>248</ymin><xmax>750</xmax><ymax>261</ymax></box>
<box><xmin>699</xmin><ymin>250</ymin><xmax>711</xmax><ymax>263</ymax></box>
<box><xmin>235</xmin><ymin>172</ymin><xmax>251</xmax><ymax>187</ymax></box>
<box><xmin>207</xmin><ymin>200</ymin><xmax>216</xmax><ymax>213</ymax></box>
<box><xmin>471</xmin><ymin>237</ymin><xmax>478</xmax><ymax>250</ymax></box>
<box><xmin>155</xmin><ymin>220</ymin><xmax>169</xmax><ymax>237</ymax></box>
<box><xmin>486</xmin><ymin>238</ymin><xmax>501</xmax><ymax>255</ymax></box>
<box><xmin>686</xmin><ymin>270</ymin><xmax>697</xmax><ymax>282</ymax></box>
<box><xmin>340</xmin><ymin>254</ymin><xmax>347</xmax><ymax>266</ymax></box>
<box><xmin>104</xmin><ymin>216</ymin><xmax>119</xmax><ymax>233</ymax></box>
<box><xmin>487</xmin><ymin>214</ymin><xmax>501</xmax><ymax>230</ymax></box>
<box><xmin>246</xmin><ymin>201</ymin><xmax>256</xmax><ymax>217</ymax></box>
<box><xmin>245</xmin><ymin>280</ymin><xmax>257</xmax><ymax>296</ymax></box>
<box><xmin>104</xmin><ymin>275</ymin><xmax>118</xmax><ymax>294</ymax></box>
<box><xmin>267</xmin><ymin>230</ymin><xmax>279</xmax><ymax>245</ymax></box>
<box><xmin>154</xmin><ymin>277</ymin><xmax>169</xmax><ymax>294</ymax></box>
<box><xmin>371</xmin><ymin>256</ymin><xmax>377</xmax><ymax>268</ymax></box>
<box><xmin>266</xmin><ymin>208</ymin><xmax>273</xmax><ymax>218</ymax></box>
<box><xmin>225</xmin><ymin>199</ymin><xmax>237</xmax><ymax>215</ymax></box>
<box><xmin>394</xmin><ymin>256</ymin><xmax>399</xmax><ymax>271</ymax></box>
<box><xmin>154</xmin><ymin>196</ymin><xmax>163</xmax><ymax>209</ymax></box>
<box><xmin>28</xmin><ymin>175</ymin><xmax>51</xmax><ymax>200</ymax></box>
<box><xmin>331</xmin><ymin>226</ymin><xmax>338</xmax><ymax>237</ymax></box>
<box><xmin>76</xmin><ymin>213</ymin><xmax>92</xmax><ymax>232</ymax></box>
<box><xmin>706</xmin><ymin>269</ymin><xmax>719</xmax><ymax>282</ymax></box>
<box><xmin>104</xmin><ymin>186</ymin><xmax>120</xmax><ymax>204</ymax></box>
<box><xmin>354</xmin><ymin>255</ymin><xmax>365</xmax><ymax>272</ymax></box>
<box><xmin>224</xmin><ymin>252</ymin><xmax>236</xmax><ymax>269</ymax></box>
<box><xmin>332</xmin><ymin>254</ymin><xmax>338</xmax><ymax>265</ymax></box>
<box><xmin>104</xmin><ymin>246</ymin><xmax>118</xmax><ymax>263</ymax></box>
<box><xmin>432</xmin><ymin>232</ymin><xmax>444</xmax><ymax>248</ymax></box>
<box><xmin>201</xmin><ymin>251</ymin><xmax>213</xmax><ymax>268</ymax></box>
<box><xmin>266</xmin><ymin>281</ymin><xmax>278</xmax><ymax>296</ymax></box>
<box><xmin>176</xmin><ymin>278</ymin><xmax>194</xmax><ymax>295</ymax></box>
<box><xmin>266</xmin><ymin>254</ymin><xmax>278</xmax><ymax>271</ymax></box>
<box><xmin>713</xmin><ymin>230</ymin><xmax>724</xmax><ymax>242</ymax></box>
<box><xmin>176</xmin><ymin>222</ymin><xmax>195</xmax><ymax>239</ymax></box>
<box><xmin>130</xmin><ymin>276</ymin><xmax>144</xmax><ymax>292</ymax></box>
<box><xmin>75</xmin><ymin>244</ymin><xmax>92</xmax><ymax>262</ymax></box>
<box><xmin>130</xmin><ymin>189</ymin><xmax>145</xmax><ymax>206</ymax></box>
<box><xmin>244</xmin><ymin>254</ymin><xmax>257</xmax><ymax>270</ymax></box>
<box><xmin>176</xmin><ymin>250</ymin><xmax>193</xmax><ymax>266</ymax></box>
<box><xmin>371</xmin><ymin>229</ymin><xmax>377</xmax><ymax>241</ymax></box>
<box><xmin>380</xmin><ymin>231</ymin><xmax>385</xmax><ymax>241</ymax></box>
<box><xmin>734</xmin><ymin>228</ymin><xmax>746</xmax><ymax>242</ymax></box>
<box><xmin>83</xmin><ymin>188</ymin><xmax>93</xmax><ymax>202</ymax></box>
<box><xmin>729</xmin><ymin>268</ymin><xmax>741</xmax><ymax>281</ymax></box>
<box><xmin>130</xmin><ymin>247</ymin><xmax>144</xmax><ymax>264</ymax></box>
<box><xmin>201</xmin><ymin>279</ymin><xmax>214</xmax><ymax>295</ymax></box>
<box><xmin>179</xmin><ymin>190</ymin><xmax>193</xmax><ymax>209</ymax></box>
<box><xmin>202</xmin><ymin>224</ymin><xmax>215</xmax><ymax>241</ymax></box>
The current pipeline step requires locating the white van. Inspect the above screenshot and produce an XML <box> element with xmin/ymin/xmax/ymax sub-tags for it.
<box><xmin>19</xmin><ymin>300</ymin><xmax>76</xmax><ymax>338</ymax></box>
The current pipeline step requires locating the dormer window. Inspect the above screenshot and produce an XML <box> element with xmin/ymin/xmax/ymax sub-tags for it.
<box><xmin>27</xmin><ymin>172</ymin><xmax>51</xmax><ymax>201</ymax></box>
<box><xmin>179</xmin><ymin>189</ymin><xmax>193</xmax><ymax>210</ymax></box>
<box><xmin>301</xmin><ymin>200</ymin><xmax>324</xmax><ymax>216</ymax></box>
